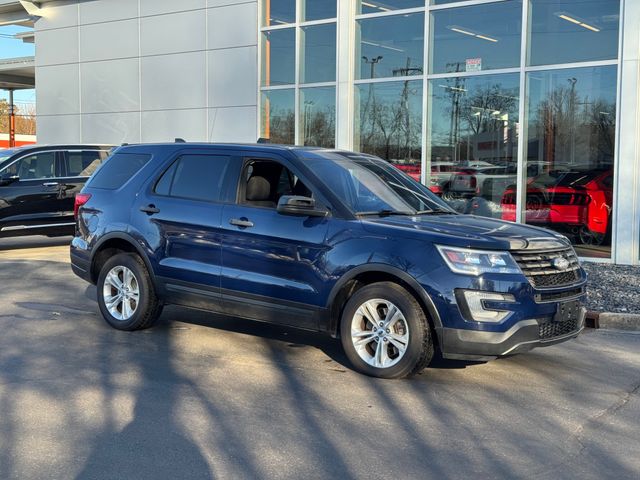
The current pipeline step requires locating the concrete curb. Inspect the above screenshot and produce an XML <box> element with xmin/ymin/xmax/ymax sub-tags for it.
<box><xmin>586</xmin><ymin>311</ymin><xmax>640</xmax><ymax>331</ymax></box>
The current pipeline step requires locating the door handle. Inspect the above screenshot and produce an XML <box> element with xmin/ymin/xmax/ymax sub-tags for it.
<box><xmin>229</xmin><ymin>218</ymin><xmax>254</xmax><ymax>228</ymax></box>
<box><xmin>43</xmin><ymin>182</ymin><xmax>60</xmax><ymax>188</ymax></box>
<box><xmin>140</xmin><ymin>204</ymin><xmax>160</xmax><ymax>215</ymax></box>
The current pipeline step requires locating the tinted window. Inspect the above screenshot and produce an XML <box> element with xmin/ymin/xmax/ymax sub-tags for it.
<box><xmin>5</xmin><ymin>152</ymin><xmax>56</xmax><ymax>179</ymax></box>
<box><xmin>154</xmin><ymin>162</ymin><xmax>177</xmax><ymax>196</ymax></box>
<box><xmin>156</xmin><ymin>155</ymin><xmax>232</xmax><ymax>203</ymax></box>
<box><xmin>88</xmin><ymin>153</ymin><xmax>152</xmax><ymax>190</ymax></box>
<box><xmin>67</xmin><ymin>150</ymin><xmax>109</xmax><ymax>177</ymax></box>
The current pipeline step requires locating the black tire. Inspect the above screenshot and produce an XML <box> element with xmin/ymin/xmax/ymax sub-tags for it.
<box><xmin>340</xmin><ymin>282</ymin><xmax>434</xmax><ymax>379</ymax></box>
<box><xmin>96</xmin><ymin>252</ymin><xmax>163</xmax><ymax>331</ymax></box>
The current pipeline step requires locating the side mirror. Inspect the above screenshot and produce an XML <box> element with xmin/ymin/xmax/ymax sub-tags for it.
<box><xmin>0</xmin><ymin>174</ymin><xmax>19</xmax><ymax>186</ymax></box>
<box><xmin>277</xmin><ymin>195</ymin><xmax>329</xmax><ymax>218</ymax></box>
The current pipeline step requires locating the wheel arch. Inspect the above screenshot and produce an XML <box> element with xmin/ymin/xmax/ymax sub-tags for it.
<box><xmin>89</xmin><ymin>233</ymin><xmax>158</xmax><ymax>290</ymax></box>
<box><xmin>326</xmin><ymin>264</ymin><xmax>443</xmax><ymax>342</ymax></box>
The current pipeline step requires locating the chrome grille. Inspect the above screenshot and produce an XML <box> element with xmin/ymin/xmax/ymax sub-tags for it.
<box><xmin>511</xmin><ymin>246</ymin><xmax>581</xmax><ymax>289</ymax></box>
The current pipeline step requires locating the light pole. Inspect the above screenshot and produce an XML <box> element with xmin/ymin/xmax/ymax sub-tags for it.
<box><xmin>361</xmin><ymin>56</ymin><xmax>383</xmax><ymax>145</ymax></box>
<box><xmin>303</xmin><ymin>100</ymin><xmax>314</xmax><ymax>145</ymax></box>
<box><xmin>568</xmin><ymin>77</ymin><xmax>577</xmax><ymax>166</ymax></box>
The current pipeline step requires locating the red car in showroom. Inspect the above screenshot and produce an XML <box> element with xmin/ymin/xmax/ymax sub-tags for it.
<box><xmin>501</xmin><ymin>168</ymin><xmax>613</xmax><ymax>245</ymax></box>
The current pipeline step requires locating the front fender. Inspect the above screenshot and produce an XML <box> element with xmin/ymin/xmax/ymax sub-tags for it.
<box><xmin>326</xmin><ymin>263</ymin><xmax>444</xmax><ymax>338</ymax></box>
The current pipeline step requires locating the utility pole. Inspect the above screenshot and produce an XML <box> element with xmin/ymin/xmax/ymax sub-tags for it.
<box><xmin>8</xmin><ymin>89</ymin><xmax>16</xmax><ymax>148</ymax></box>
<box><xmin>568</xmin><ymin>77</ymin><xmax>577</xmax><ymax>166</ymax></box>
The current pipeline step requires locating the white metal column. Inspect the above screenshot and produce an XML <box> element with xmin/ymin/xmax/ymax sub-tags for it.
<box><xmin>335</xmin><ymin>0</ymin><xmax>354</xmax><ymax>150</ymax></box>
<box><xmin>613</xmin><ymin>0</ymin><xmax>640</xmax><ymax>265</ymax></box>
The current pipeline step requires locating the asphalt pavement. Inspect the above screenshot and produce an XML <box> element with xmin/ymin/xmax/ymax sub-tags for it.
<box><xmin>0</xmin><ymin>237</ymin><xmax>639</xmax><ymax>479</ymax></box>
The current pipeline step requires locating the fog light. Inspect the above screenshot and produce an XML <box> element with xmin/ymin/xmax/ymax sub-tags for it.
<box><xmin>458</xmin><ymin>290</ymin><xmax>516</xmax><ymax>323</ymax></box>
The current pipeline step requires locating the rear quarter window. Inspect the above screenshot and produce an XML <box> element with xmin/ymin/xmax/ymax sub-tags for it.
<box><xmin>87</xmin><ymin>153</ymin><xmax>152</xmax><ymax>190</ymax></box>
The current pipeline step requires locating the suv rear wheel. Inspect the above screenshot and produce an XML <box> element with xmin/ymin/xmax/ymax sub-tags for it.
<box><xmin>340</xmin><ymin>282</ymin><xmax>434</xmax><ymax>379</ymax></box>
<box><xmin>97</xmin><ymin>253</ymin><xmax>163</xmax><ymax>330</ymax></box>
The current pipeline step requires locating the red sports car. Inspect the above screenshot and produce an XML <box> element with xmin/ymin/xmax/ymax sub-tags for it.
<box><xmin>391</xmin><ymin>163</ymin><xmax>421</xmax><ymax>182</ymax></box>
<box><xmin>501</xmin><ymin>168</ymin><xmax>613</xmax><ymax>245</ymax></box>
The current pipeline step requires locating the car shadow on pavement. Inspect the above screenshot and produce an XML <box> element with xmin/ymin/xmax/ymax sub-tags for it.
<box><xmin>74</xmin><ymin>329</ymin><xmax>214</xmax><ymax>479</ymax></box>
<box><xmin>159</xmin><ymin>305</ymin><xmax>352</xmax><ymax>371</ymax></box>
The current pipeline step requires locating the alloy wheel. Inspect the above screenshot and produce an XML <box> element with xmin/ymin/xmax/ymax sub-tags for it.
<box><xmin>350</xmin><ymin>298</ymin><xmax>410</xmax><ymax>369</ymax></box>
<box><xmin>102</xmin><ymin>265</ymin><xmax>140</xmax><ymax>321</ymax></box>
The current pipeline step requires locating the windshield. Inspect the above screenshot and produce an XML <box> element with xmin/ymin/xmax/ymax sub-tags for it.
<box><xmin>299</xmin><ymin>151</ymin><xmax>454</xmax><ymax>215</ymax></box>
<box><xmin>532</xmin><ymin>169</ymin><xmax>610</xmax><ymax>188</ymax></box>
<box><xmin>0</xmin><ymin>149</ymin><xmax>19</xmax><ymax>172</ymax></box>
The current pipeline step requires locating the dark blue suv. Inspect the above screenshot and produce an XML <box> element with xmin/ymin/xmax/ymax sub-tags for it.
<box><xmin>71</xmin><ymin>143</ymin><xmax>587</xmax><ymax>378</ymax></box>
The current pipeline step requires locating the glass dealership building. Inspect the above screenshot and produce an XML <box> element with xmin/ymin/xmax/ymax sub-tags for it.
<box><xmin>1</xmin><ymin>0</ymin><xmax>639</xmax><ymax>263</ymax></box>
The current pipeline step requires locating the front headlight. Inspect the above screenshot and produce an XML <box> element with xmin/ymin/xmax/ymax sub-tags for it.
<box><xmin>436</xmin><ymin>245</ymin><xmax>521</xmax><ymax>275</ymax></box>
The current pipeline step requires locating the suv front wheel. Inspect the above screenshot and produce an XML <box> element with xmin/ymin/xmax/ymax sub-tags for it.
<box><xmin>97</xmin><ymin>253</ymin><xmax>163</xmax><ymax>331</ymax></box>
<box><xmin>340</xmin><ymin>282</ymin><xmax>434</xmax><ymax>379</ymax></box>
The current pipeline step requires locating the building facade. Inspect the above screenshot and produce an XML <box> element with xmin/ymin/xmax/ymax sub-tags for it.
<box><xmin>2</xmin><ymin>0</ymin><xmax>640</xmax><ymax>264</ymax></box>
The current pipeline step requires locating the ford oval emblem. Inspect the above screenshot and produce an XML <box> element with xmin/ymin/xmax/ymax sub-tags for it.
<box><xmin>552</xmin><ymin>257</ymin><xmax>570</xmax><ymax>271</ymax></box>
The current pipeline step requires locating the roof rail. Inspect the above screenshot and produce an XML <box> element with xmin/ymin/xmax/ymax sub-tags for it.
<box><xmin>175</xmin><ymin>138</ymin><xmax>186</xmax><ymax>143</ymax></box>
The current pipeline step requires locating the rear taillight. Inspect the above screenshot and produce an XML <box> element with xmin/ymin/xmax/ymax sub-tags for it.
<box><xmin>74</xmin><ymin>193</ymin><xmax>92</xmax><ymax>219</ymax></box>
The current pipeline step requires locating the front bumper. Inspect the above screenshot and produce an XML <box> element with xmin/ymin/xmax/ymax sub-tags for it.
<box><xmin>440</xmin><ymin>306</ymin><xmax>586</xmax><ymax>361</ymax></box>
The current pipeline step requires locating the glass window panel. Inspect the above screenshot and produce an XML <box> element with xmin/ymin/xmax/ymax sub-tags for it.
<box><xmin>431</xmin><ymin>0</ymin><xmax>467</xmax><ymax>4</ymax></box>
<box><xmin>67</xmin><ymin>150</ymin><xmax>108</xmax><ymax>177</ymax></box>
<box><xmin>524</xmin><ymin>66</ymin><xmax>616</xmax><ymax>257</ymax></box>
<box><xmin>88</xmin><ymin>154</ymin><xmax>151</xmax><ymax>190</ymax></box>
<box><xmin>301</xmin><ymin>23</ymin><xmax>336</xmax><ymax>84</ymax></box>
<box><xmin>261</xmin><ymin>29</ymin><xmax>295</xmax><ymax>86</ymax></box>
<box><xmin>428</xmin><ymin>74</ymin><xmax>520</xmax><ymax>218</ymax></box>
<box><xmin>262</xmin><ymin>0</ymin><xmax>295</xmax><ymax>27</ymax></box>
<box><xmin>168</xmin><ymin>155</ymin><xmax>233</xmax><ymax>203</ymax></box>
<box><xmin>528</xmin><ymin>0</ymin><xmax>620</xmax><ymax>66</ymax></box>
<box><xmin>261</xmin><ymin>89</ymin><xmax>295</xmax><ymax>145</ymax></box>
<box><xmin>430</xmin><ymin>1</ymin><xmax>522</xmax><ymax>74</ymax></box>
<box><xmin>300</xmin><ymin>87</ymin><xmax>336</xmax><ymax>148</ymax></box>
<box><xmin>355</xmin><ymin>80</ymin><xmax>423</xmax><ymax>169</ymax></box>
<box><xmin>302</xmin><ymin>0</ymin><xmax>336</xmax><ymax>21</ymax></box>
<box><xmin>8</xmin><ymin>152</ymin><xmax>56</xmax><ymax>179</ymax></box>
<box><xmin>357</xmin><ymin>1</ymin><xmax>424</xmax><ymax>15</ymax></box>
<box><xmin>356</xmin><ymin>13</ymin><xmax>424</xmax><ymax>80</ymax></box>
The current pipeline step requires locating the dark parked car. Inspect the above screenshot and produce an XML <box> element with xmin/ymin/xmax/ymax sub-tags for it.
<box><xmin>71</xmin><ymin>144</ymin><xmax>587</xmax><ymax>378</ymax></box>
<box><xmin>0</xmin><ymin>144</ymin><xmax>113</xmax><ymax>238</ymax></box>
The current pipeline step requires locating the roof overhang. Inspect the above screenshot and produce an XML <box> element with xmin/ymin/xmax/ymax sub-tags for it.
<box><xmin>0</xmin><ymin>56</ymin><xmax>35</xmax><ymax>89</ymax></box>
<box><xmin>0</xmin><ymin>1</ymin><xmax>52</xmax><ymax>27</ymax></box>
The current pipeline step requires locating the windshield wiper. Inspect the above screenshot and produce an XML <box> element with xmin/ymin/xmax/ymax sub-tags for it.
<box><xmin>356</xmin><ymin>209</ymin><xmax>416</xmax><ymax>217</ymax></box>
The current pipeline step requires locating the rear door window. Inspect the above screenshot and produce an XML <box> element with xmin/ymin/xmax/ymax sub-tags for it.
<box><xmin>154</xmin><ymin>154</ymin><xmax>233</xmax><ymax>203</ymax></box>
<box><xmin>66</xmin><ymin>150</ymin><xmax>110</xmax><ymax>177</ymax></box>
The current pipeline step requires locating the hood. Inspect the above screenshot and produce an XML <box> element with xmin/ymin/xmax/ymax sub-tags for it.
<box><xmin>361</xmin><ymin>214</ymin><xmax>569</xmax><ymax>251</ymax></box>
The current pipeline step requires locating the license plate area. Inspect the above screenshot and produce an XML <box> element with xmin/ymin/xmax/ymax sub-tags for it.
<box><xmin>553</xmin><ymin>300</ymin><xmax>581</xmax><ymax>323</ymax></box>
